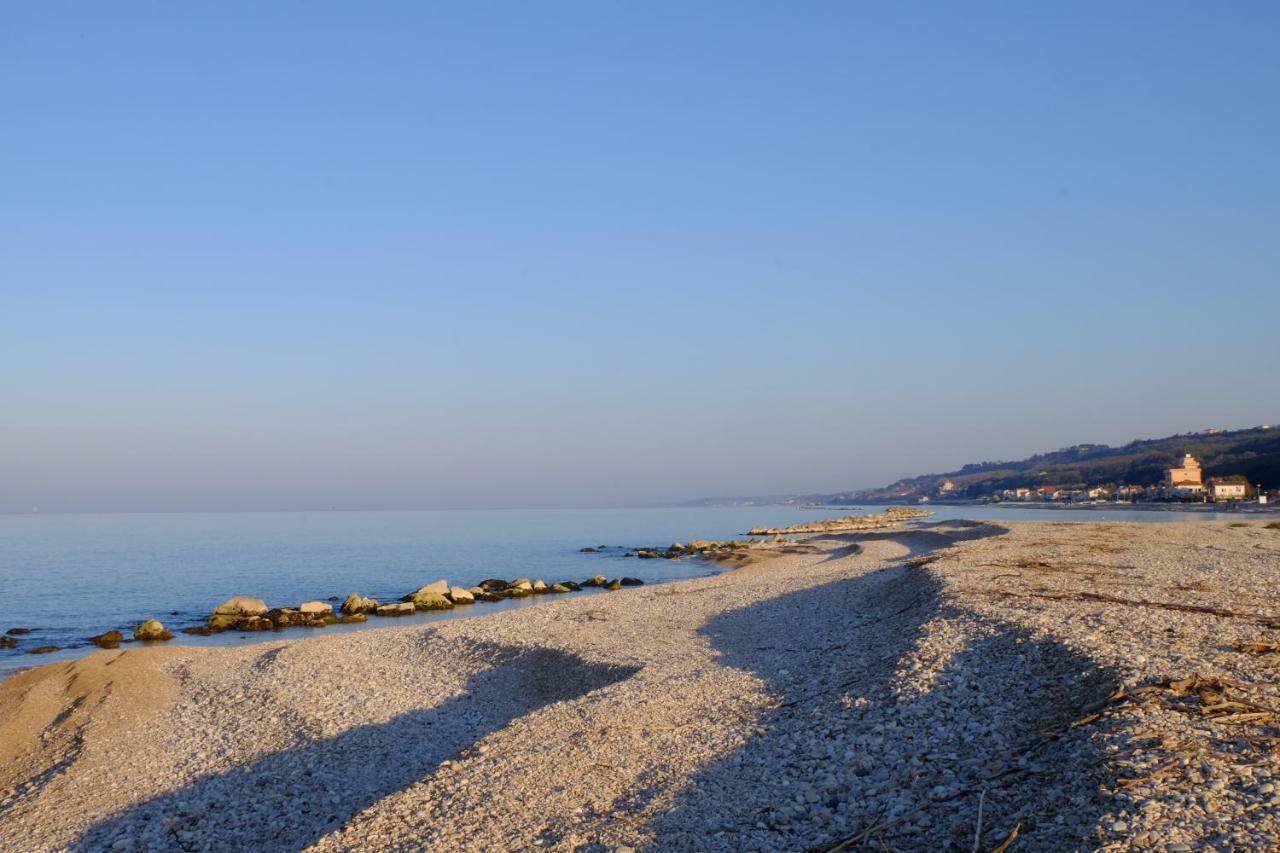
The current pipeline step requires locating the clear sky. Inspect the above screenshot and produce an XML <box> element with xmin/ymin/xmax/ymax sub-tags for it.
<box><xmin>3</xmin><ymin>2</ymin><xmax>1278</xmax><ymax>512</ymax></box>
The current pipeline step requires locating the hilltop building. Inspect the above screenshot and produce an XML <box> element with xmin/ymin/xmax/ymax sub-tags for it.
<box><xmin>1167</xmin><ymin>454</ymin><xmax>1205</xmax><ymax>494</ymax></box>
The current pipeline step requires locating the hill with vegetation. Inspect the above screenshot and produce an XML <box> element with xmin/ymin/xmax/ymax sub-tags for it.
<box><xmin>817</xmin><ymin>424</ymin><xmax>1280</xmax><ymax>504</ymax></box>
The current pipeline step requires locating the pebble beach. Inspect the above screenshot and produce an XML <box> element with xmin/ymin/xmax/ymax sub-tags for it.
<box><xmin>2</xmin><ymin>518</ymin><xmax>1279</xmax><ymax>851</ymax></box>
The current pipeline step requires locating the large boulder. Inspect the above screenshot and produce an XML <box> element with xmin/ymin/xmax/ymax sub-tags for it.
<box><xmin>549</xmin><ymin>583</ymin><xmax>571</xmax><ymax>594</ymax></box>
<box><xmin>469</xmin><ymin>586</ymin><xmax>503</xmax><ymax>602</ymax></box>
<box><xmin>478</xmin><ymin>579</ymin><xmax>509</xmax><ymax>592</ymax></box>
<box><xmin>208</xmin><ymin>597</ymin><xmax>270</xmax><ymax>631</ymax></box>
<box><xmin>581</xmin><ymin>576</ymin><xmax>607</xmax><ymax>587</ymax></box>
<box><xmin>134</xmin><ymin>620</ymin><xmax>173</xmax><ymax>641</ymax></box>
<box><xmin>237</xmin><ymin>616</ymin><xmax>275</xmax><ymax>631</ymax></box>
<box><xmin>375</xmin><ymin>602</ymin><xmax>415</xmax><ymax>617</ymax></box>
<box><xmin>503</xmin><ymin>579</ymin><xmax>534</xmax><ymax>598</ymax></box>
<box><xmin>90</xmin><ymin>630</ymin><xmax>123</xmax><ymax>649</ymax></box>
<box><xmin>620</xmin><ymin>577</ymin><xmax>644</xmax><ymax>587</ymax></box>
<box><xmin>411</xmin><ymin>592</ymin><xmax>454</xmax><ymax>611</ymax></box>
<box><xmin>340</xmin><ymin>593</ymin><xmax>379</xmax><ymax>615</ymax></box>
<box><xmin>298</xmin><ymin>601</ymin><xmax>333</xmax><ymax>615</ymax></box>
<box><xmin>448</xmin><ymin>587</ymin><xmax>475</xmax><ymax>605</ymax></box>
<box><xmin>213</xmin><ymin>596</ymin><xmax>269</xmax><ymax>617</ymax></box>
<box><xmin>531</xmin><ymin>579</ymin><xmax>549</xmax><ymax>594</ymax></box>
<box><xmin>405</xmin><ymin>580</ymin><xmax>448</xmax><ymax>601</ymax></box>
<box><xmin>605</xmin><ymin>578</ymin><xmax>623</xmax><ymax>591</ymax></box>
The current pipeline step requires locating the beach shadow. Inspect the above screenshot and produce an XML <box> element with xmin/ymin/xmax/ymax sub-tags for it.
<box><xmin>73</xmin><ymin>644</ymin><xmax>639</xmax><ymax>852</ymax></box>
<box><xmin>642</xmin><ymin>523</ymin><xmax>1127</xmax><ymax>851</ymax></box>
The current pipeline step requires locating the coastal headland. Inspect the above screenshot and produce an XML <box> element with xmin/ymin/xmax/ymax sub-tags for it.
<box><xmin>2</xmin><ymin>519</ymin><xmax>1279</xmax><ymax>850</ymax></box>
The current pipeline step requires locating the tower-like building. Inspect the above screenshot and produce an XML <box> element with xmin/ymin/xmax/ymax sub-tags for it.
<box><xmin>1167</xmin><ymin>453</ymin><xmax>1204</xmax><ymax>490</ymax></box>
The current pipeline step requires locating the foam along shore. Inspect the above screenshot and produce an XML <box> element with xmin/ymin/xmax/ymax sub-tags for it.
<box><xmin>3</xmin><ymin>519</ymin><xmax>1280</xmax><ymax>850</ymax></box>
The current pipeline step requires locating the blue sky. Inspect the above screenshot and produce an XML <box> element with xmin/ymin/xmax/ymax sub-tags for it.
<box><xmin>3</xmin><ymin>2</ymin><xmax>1278</xmax><ymax>511</ymax></box>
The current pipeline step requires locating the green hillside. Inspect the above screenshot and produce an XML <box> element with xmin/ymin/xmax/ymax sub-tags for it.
<box><xmin>831</xmin><ymin>425</ymin><xmax>1280</xmax><ymax>503</ymax></box>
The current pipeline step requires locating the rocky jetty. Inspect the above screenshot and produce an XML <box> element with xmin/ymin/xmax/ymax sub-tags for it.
<box><xmin>629</xmin><ymin>538</ymin><xmax>786</xmax><ymax>560</ymax></box>
<box><xmin>747</xmin><ymin>505</ymin><xmax>931</xmax><ymax>536</ymax></box>
<box><xmin>4</xmin><ymin>551</ymin><xmax>670</xmax><ymax>658</ymax></box>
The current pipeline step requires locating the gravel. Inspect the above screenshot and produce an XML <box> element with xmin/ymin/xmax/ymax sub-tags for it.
<box><xmin>1</xmin><ymin>519</ymin><xmax>1278</xmax><ymax>851</ymax></box>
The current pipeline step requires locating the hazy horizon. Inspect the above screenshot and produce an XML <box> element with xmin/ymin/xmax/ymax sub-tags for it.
<box><xmin>4</xmin><ymin>3</ymin><xmax>1279</xmax><ymax>514</ymax></box>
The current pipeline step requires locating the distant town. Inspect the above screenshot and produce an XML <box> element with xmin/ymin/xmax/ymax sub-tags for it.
<box><xmin>926</xmin><ymin>451</ymin><xmax>1271</xmax><ymax>506</ymax></box>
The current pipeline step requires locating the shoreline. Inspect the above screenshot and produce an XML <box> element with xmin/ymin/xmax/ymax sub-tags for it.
<box><xmin>0</xmin><ymin>537</ymin><xmax>812</xmax><ymax>680</ymax></box>
<box><xmin>893</xmin><ymin>500</ymin><xmax>1280</xmax><ymax>514</ymax></box>
<box><xmin>3</xmin><ymin>518</ymin><xmax>1279</xmax><ymax>849</ymax></box>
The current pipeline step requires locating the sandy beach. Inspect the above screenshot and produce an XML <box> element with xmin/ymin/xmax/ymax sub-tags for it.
<box><xmin>2</xmin><ymin>519</ymin><xmax>1279</xmax><ymax>851</ymax></box>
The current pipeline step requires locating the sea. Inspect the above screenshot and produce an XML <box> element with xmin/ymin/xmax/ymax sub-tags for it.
<box><xmin>0</xmin><ymin>503</ymin><xmax>1256</xmax><ymax>672</ymax></box>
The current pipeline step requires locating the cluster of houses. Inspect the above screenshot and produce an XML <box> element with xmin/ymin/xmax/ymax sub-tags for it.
<box><xmin>976</xmin><ymin>453</ymin><xmax>1268</xmax><ymax>505</ymax></box>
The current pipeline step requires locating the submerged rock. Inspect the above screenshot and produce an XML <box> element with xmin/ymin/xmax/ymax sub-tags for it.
<box><xmin>90</xmin><ymin>630</ymin><xmax>124</xmax><ymax>649</ymax></box>
<box><xmin>30</xmin><ymin>645</ymin><xmax>60</xmax><ymax>654</ymax></box>
<box><xmin>237</xmin><ymin>616</ymin><xmax>275</xmax><ymax>632</ymax></box>
<box><xmin>449</xmin><ymin>587</ymin><xmax>476</xmax><ymax>604</ymax></box>
<box><xmin>6</xmin><ymin>628</ymin><xmax>31</xmax><ymax>636</ymax></box>
<box><xmin>337</xmin><ymin>613</ymin><xmax>367</xmax><ymax>624</ymax></box>
<box><xmin>182</xmin><ymin>626</ymin><xmax>213</xmax><ymax>636</ymax></box>
<box><xmin>375</xmin><ymin>602</ymin><xmax>415</xmax><ymax>617</ymax></box>
<box><xmin>0</xmin><ymin>636</ymin><xmax>18</xmax><ymax>648</ymax></box>
<box><xmin>135</xmin><ymin>619</ymin><xmax>174</xmax><ymax>641</ymax></box>
<box><xmin>341</xmin><ymin>593</ymin><xmax>379</xmax><ymax>615</ymax></box>
<box><xmin>478</xmin><ymin>579</ymin><xmax>510</xmax><ymax>592</ymax></box>
<box><xmin>579</xmin><ymin>546</ymin><xmax>597</xmax><ymax>552</ymax></box>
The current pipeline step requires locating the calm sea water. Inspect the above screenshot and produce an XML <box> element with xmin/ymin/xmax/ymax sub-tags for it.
<box><xmin>0</xmin><ymin>503</ymin><xmax>1254</xmax><ymax>671</ymax></box>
